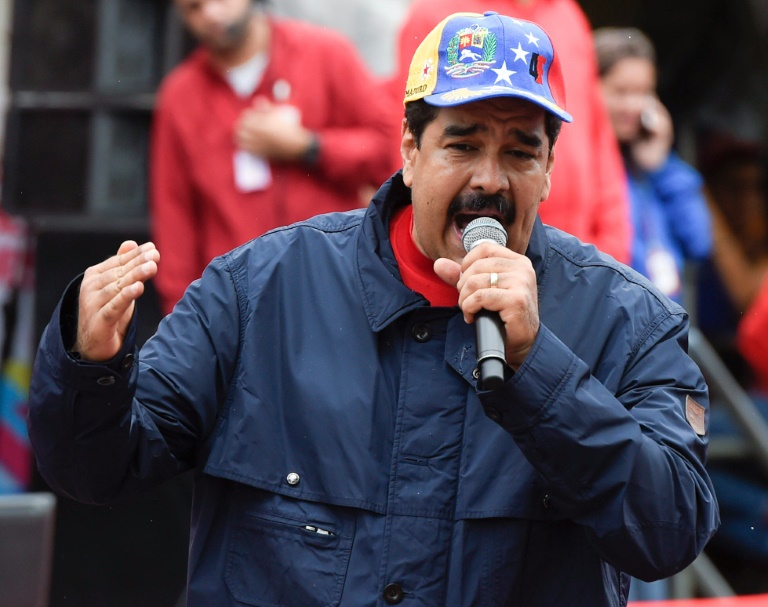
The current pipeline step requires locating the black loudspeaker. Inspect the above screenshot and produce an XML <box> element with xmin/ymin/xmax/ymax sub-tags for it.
<box><xmin>3</xmin><ymin>0</ymin><xmax>169</xmax><ymax>219</ymax></box>
<box><xmin>5</xmin><ymin>106</ymin><xmax>154</xmax><ymax>217</ymax></box>
<box><xmin>31</xmin><ymin>226</ymin><xmax>191</xmax><ymax>607</ymax></box>
<box><xmin>4</xmin><ymin>108</ymin><xmax>90</xmax><ymax>215</ymax></box>
<box><xmin>5</xmin><ymin>2</ymin><xmax>194</xmax><ymax>606</ymax></box>
<box><xmin>9</xmin><ymin>0</ymin><xmax>98</xmax><ymax>92</ymax></box>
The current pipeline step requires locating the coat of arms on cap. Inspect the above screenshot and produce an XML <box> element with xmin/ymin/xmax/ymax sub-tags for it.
<box><xmin>445</xmin><ymin>25</ymin><xmax>497</xmax><ymax>79</ymax></box>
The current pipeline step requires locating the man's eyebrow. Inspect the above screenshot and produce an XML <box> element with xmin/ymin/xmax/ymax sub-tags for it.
<box><xmin>443</xmin><ymin>123</ymin><xmax>484</xmax><ymax>138</ymax></box>
<box><xmin>443</xmin><ymin>123</ymin><xmax>544</xmax><ymax>149</ymax></box>
<box><xmin>513</xmin><ymin>129</ymin><xmax>544</xmax><ymax>149</ymax></box>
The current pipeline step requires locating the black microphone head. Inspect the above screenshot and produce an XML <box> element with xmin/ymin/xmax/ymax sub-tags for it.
<box><xmin>462</xmin><ymin>217</ymin><xmax>508</xmax><ymax>252</ymax></box>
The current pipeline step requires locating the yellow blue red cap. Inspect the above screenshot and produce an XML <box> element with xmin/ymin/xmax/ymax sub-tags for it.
<box><xmin>404</xmin><ymin>11</ymin><xmax>572</xmax><ymax>122</ymax></box>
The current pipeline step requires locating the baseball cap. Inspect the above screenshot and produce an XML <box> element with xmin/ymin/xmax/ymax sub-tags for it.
<box><xmin>404</xmin><ymin>11</ymin><xmax>573</xmax><ymax>123</ymax></box>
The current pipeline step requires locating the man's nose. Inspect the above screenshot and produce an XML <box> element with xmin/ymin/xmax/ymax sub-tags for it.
<box><xmin>470</xmin><ymin>155</ymin><xmax>510</xmax><ymax>194</ymax></box>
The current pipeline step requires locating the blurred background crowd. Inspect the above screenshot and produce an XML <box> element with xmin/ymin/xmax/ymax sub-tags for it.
<box><xmin>1</xmin><ymin>0</ymin><xmax>768</xmax><ymax>605</ymax></box>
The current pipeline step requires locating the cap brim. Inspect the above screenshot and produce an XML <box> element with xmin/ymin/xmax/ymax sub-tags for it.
<box><xmin>423</xmin><ymin>85</ymin><xmax>573</xmax><ymax>123</ymax></box>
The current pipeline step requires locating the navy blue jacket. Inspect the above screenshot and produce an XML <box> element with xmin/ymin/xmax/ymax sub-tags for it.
<box><xmin>29</xmin><ymin>173</ymin><xmax>719</xmax><ymax>606</ymax></box>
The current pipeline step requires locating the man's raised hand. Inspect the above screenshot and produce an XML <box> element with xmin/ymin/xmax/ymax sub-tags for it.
<box><xmin>73</xmin><ymin>241</ymin><xmax>159</xmax><ymax>362</ymax></box>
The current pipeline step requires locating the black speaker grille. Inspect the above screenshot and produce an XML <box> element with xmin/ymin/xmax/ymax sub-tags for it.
<box><xmin>10</xmin><ymin>0</ymin><xmax>98</xmax><ymax>91</ymax></box>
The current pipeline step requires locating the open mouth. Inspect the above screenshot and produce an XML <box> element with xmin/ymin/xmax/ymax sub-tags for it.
<box><xmin>455</xmin><ymin>212</ymin><xmax>504</xmax><ymax>234</ymax></box>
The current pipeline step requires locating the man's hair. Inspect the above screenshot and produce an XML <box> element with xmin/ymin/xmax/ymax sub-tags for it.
<box><xmin>593</xmin><ymin>27</ymin><xmax>656</xmax><ymax>77</ymax></box>
<box><xmin>404</xmin><ymin>100</ymin><xmax>562</xmax><ymax>153</ymax></box>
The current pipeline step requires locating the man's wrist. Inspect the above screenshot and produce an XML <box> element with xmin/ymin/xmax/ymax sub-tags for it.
<box><xmin>301</xmin><ymin>133</ymin><xmax>321</xmax><ymax>166</ymax></box>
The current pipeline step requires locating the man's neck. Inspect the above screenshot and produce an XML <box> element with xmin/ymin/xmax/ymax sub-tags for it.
<box><xmin>209</xmin><ymin>12</ymin><xmax>270</xmax><ymax>72</ymax></box>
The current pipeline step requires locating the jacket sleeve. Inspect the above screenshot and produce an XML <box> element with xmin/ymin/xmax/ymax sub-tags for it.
<box><xmin>27</xmin><ymin>258</ymin><xmax>241</xmax><ymax>504</ymax></box>
<box><xmin>482</xmin><ymin>310</ymin><xmax>719</xmax><ymax>581</ymax></box>
<box><xmin>149</xmin><ymin>86</ymin><xmax>205</xmax><ymax>315</ymax></box>
<box><xmin>310</xmin><ymin>33</ymin><xmax>397</xmax><ymax>188</ymax></box>
<box><xmin>649</xmin><ymin>152</ymin><xmax>713</xmax><ymax>261</ymax></box>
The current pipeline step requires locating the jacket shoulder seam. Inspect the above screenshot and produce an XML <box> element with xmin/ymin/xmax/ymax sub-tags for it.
<box><xmin>545</xmin><ymin>239</ymin><xmax>686</xmax><ymax>361</ymax></box>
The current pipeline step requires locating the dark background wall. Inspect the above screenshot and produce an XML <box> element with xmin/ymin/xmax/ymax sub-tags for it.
<box><xmin>2</xmin><ymin>1</ymin><xmax>767</xmax><ymax>605</ymax></box>
<box><xmin>3</xmin><ymin>2</ymin><xmax>191</xmax><ymax>605</ymax></box>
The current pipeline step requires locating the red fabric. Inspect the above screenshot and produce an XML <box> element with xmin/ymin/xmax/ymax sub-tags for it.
<box><xmin>390</xmin><ymin>205</ymin><xmax>459</xmax><ymax>307</ymax></box>
<box><xmin>0</xmin><ymin>211</ymin><xmax>27</xmax><ymax>291</ymax></box>
<box><xmin>0</xmin><ymin>210</ymin><xmax>33</xmax><ymax>491</ymax></box>
<box><xmin>390</xmin><ymin>0</ymin><xmax>631</xmax><ymax>264</ymax></box>
<box><xmin>150</xmin><ymin>17</ymin><xmax>396</xmax><ymax>314</ymax></box>
<box><xmin>737</xmin><ymin>276</ymin><xmax>768</xmax><ymax>389</ymax></box>
<box><xmin>0</xmin><ymin>423</ymin><xmax>30</xmax><ymax>485</ymax></box>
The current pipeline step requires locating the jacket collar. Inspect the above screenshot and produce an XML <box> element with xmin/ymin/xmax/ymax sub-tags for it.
<box><xmin>526</xmin><ymin>214</ymin><xmax>549</xmax><ymax>280</ymax></box>
<box><xmin>356</xmin><ymin>172</ymin><xmax>427</xmax><ymax>332</ymax></box>
<box><xmin>355</xmin><ymin>172</ymin><xmax>550</xmax><ymax>332</ymax></box>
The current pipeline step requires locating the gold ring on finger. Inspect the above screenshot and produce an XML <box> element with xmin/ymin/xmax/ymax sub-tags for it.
<box><xmin>489</xmin><ymin>272</ymin><xmax>499</xmax><ymax>288</ymax></box>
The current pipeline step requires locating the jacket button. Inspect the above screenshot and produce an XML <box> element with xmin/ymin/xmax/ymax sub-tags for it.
<box><xmin>411</xmin><ymin>323</ymin><xmax>432</xmax><ymax>343</ymax></box>
<box><xmin>484</xmin><ymin>406</ymin><xmax>502</xmax><ymax>422</ymax></box>
<box><xmin>120</xmin><ymin>353</ymin><xmax>135</xmax><ymax>371</ymax></box>
<box><xmin>542</xmin><ymin>494</ymin><xmax>552</xmax><ymax>509</ymax></box>
<box><xmin>383</xmin><ymin>583</ymin><xmax>404</xmax><ymax>604</ymax></box>
<box><xmin>96</xmin><ymin>375</ymin><xmax>116</xmax><ymax>386</ymax></box>
<box><xmin>286</xmin><ymin>472</ymin><xmax>301</xmax><ymax>486</ymax></box>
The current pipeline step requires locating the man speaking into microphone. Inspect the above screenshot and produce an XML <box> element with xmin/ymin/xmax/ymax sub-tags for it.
<box><xmin>28</xmin><ymin>11</ymin><xmax>718</xmax><ymax>606</ymax></box>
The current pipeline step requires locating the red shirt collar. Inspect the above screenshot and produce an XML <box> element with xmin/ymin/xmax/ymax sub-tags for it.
<box><xmin>390</xmin><ymin>205</ymin><xmax>459</xmax><ymax>307</ymax></box>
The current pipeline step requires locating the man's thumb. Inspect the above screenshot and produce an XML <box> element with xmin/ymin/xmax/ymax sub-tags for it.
<box><xmin>433</xmin><ymin>258</ymin><xmax>461</xmax><ymax>288</ymax></box>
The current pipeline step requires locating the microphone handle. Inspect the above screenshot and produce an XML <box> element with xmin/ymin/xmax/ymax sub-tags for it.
<box><xmin>475</xmin><ymin>310</ymin><xmax>506</xmax><ymax>390</ymax></box>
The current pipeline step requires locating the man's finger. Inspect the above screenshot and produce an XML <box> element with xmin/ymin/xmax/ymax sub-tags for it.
<box><xmin>103</xmin><ymin>258</ymin><xmax>158</xmax><ymax>310</ymax></box>
<box><xmin>89</xmin><ymin>241</ymin><xmax>157</xmax><ymax>277</ymax></box>
<box><xmin>80</xmin><ymin>243</ymin><xmax>159</xmax><ymax>319</ymax></box>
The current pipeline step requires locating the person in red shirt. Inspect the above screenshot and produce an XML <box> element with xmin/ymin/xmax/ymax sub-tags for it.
<box><xmin>151</xmin><ymin>0</ymin><xmax>395</xmax><ymax>314</ymax></box>
<box><xmin>391</xmin><ymin>0</ymin><xmax>631</xmax><ymax>263</ymax></box>
<box><xmin>738</xmin><ymin>281</ymin><xmax>768</xmax><ymax>387</ymax></box>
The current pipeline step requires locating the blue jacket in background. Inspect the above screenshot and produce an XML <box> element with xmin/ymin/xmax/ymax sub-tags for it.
<box><xmin>626</xmin><ymin>151</ymin><xmax>712</xmax><ymax>303</ymax></box>
<box><xmin>29</xmin><ymin>173</ymin><xmax>719</xmax><ymax>606</ymax></box>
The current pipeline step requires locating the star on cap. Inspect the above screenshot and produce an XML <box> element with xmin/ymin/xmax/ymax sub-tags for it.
<box><xmin>422</xmin><ymin>58</ymin><xmax>433</xmax><ymax>78</ymax></box>
<box><xmin>491</xmin><ymin>61</ymin><xmax>516</xmax><ymax>85</ymax></box>
<box><xmin>511</xmin><ymin>43</ymin><xmax>530</xmax><ymax>62</ymax></box>
<box><xmin>525</xmin><ymin>32</ymin><xmax>540</xmax><ymax>47</ymax></box>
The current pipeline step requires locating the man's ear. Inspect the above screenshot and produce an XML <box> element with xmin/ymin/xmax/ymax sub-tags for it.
<box><xmin>540</xmin><ymin>150</ymin><xmax>555</xmax><ymax>202</ymax></box>
<box><xmin>401</xmin><ymin>119</ymin><xmax>417</xmax><ymax>187</ymax></box>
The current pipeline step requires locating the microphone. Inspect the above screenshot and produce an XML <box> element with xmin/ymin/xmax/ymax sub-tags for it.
<box><xmin>462</xmin><ymin>217</ymin><xmax>509</xmax><ymax>390</ymax></box>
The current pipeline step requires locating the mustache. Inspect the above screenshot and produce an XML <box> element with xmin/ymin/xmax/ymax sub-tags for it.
<box><xmin>448</xmin><ymin>192</ymin><xmax>516</xmax><ymax>225</ymax></box>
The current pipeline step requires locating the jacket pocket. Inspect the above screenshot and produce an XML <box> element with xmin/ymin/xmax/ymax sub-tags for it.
<box><xmin>224</xmin><ymin>492</ymin><xmax>355</xmax><ymax>607</ymax></box>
